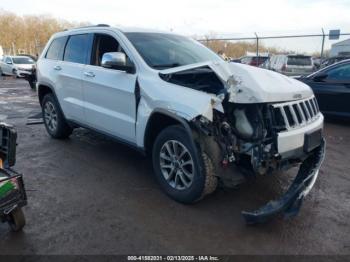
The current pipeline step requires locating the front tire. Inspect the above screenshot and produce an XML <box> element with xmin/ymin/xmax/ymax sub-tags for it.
<box><xmin>152</xmin><ymin>125</ymin><xmax>217</xmax><ymax>204</ymax></box>
<box><xmin>42</xmin><ymin>93</ymin><xmax>72</xmax><ymax>139</ymax></box>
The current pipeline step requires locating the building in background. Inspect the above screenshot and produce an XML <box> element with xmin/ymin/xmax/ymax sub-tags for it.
<box><xmin>330</xmin><ymin>38</ymin><xmax>350</xmax><ymax>57</ymax></box>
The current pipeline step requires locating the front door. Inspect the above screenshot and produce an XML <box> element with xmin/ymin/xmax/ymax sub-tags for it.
<box><xmin>82</xmin><ymin>33</ymin><xmax>137</xmax><ymax>143</ymax></box>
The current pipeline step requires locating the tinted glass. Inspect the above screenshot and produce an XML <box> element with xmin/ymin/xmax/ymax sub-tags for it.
<box><xmin>252</xmin><ymin>57</ymin><xmax>268</xmax><ymax>63</ymax></box>
<box><xmin>91</xmin><ymin>34</ymin><xmax>120</xmax><ymax>66</ymax></box>
<box><xmin>287</xmin><ymin>56</ymin><xmax>312</xmax><ymax>66</ymax></box>
<box><xmin>5</xmin><ymin>57</ymin><xmax>12</xmax><ymax>63</ymax></box>
<box><xmin>46</xmin><ymin>36</ymin><xmax>68</xmax><ymax>60</ymax></box>
<box><xmin>241</xmin><ymin>57</ymin><xmax>251</xmax><ymax>64</ymax></box>
<box><xmin>12</xmin><ymin>57</ymin><xmax>34</xmax><ymax>64</ymax></box>
<box><xmin>125</xmin><ymin>32</ymin><xmax>221</xmax><ymax>69</ymax></box>
<box><xmin>326</xmin><ymin>63</ymin><xmax>350</xmax><ymax>80</ymax></box>
<box><xmin>64</xmin><ymin>34</ymin><xmax>91</xmax><ymax>64</ymax></box>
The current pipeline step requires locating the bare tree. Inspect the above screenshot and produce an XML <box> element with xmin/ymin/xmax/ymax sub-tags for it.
<box><xmin>0</xmin><ymin>10</ymin><xmax>90</xmax><ymax>55</ymax></box>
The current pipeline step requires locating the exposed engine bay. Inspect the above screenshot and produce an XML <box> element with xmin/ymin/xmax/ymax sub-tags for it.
<box><xmin>160</xmin><ymin>66</ymin><xmax>298</xmax><ymax>177</ymax></box>
<box><xmin>193</xmin><ymin>102</ymin><xmax>284</xmax><ymax>177</ymax></box>
<box><xmin>159</xmin><ymin>66</ymin><xmax>225</xmax><ymax>96</ymax></box>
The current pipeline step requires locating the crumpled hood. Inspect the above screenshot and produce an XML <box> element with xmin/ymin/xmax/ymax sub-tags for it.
<box><xmin>161</xmin><ymin>61</ymin><xmax>314</xmax><ymax>103</ymax></box>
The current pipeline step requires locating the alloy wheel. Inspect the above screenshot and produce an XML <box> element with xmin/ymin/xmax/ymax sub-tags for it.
<box><xmin>44</xmin><ymin>101</ymin><xmax>58</xmax><ymax>132</ymax></box>
<box><xmin>159</xmin><ymin>140</ymin><xmax>195</xmax><ymax>190</ymax></box>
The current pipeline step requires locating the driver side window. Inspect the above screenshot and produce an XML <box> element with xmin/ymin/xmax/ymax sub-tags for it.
<box><xmin>326</xmin><ymin>64</ymin><xmax>350</xmax><ymax>81</ymax></box>
<box><xmin>91</xmin><ymin>34</ymin><xmax>129</xmax><ymax>66</ymax></box>
<box><xmin>5</xmin><ymin>57</ymin><xmax>12</xmax><ymax>64</ymax></box>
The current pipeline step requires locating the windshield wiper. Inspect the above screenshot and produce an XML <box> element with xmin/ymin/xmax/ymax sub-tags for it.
<box><xmin>152</xmin><ymin>63</ymin><xmax>182</xmax><ymax>69</ymax></box>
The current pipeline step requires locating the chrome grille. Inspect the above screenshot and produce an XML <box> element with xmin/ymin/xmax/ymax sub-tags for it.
<box><xmin>272</xmin><ymin>96</ymin><xmax>320</xmax><ymax>130</ymax></box>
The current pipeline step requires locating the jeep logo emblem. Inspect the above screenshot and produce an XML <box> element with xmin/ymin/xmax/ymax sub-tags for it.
<box><xmin>293</xmin><ymin>94</ymin><xmax>302</xmax><ymax>99</ymax></box>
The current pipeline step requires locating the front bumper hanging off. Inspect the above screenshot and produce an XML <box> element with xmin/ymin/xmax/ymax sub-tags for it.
<box><xmin>241</xmin><ymin>139</ymin><xmax>326</xmax><ymax>224</ymax></box>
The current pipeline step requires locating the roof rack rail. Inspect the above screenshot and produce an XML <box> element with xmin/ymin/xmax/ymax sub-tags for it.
<box><xmin>66</xmin><ymin>24</ymin><xmax>111</xmax><ymax>31</ymax></box>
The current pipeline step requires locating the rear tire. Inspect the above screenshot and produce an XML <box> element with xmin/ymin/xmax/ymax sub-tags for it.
<box><xmin>152</xmin><ymin>125</ymin><xmax>217</xmax><ymax>204</ymax></box>
<box><xmin>42</xmin><ymin>93</ymin><xmax>72</xmax><ymax>139</ymax></box>
<box><xmin>8</xmin><ymin>208</ymin><xmax>25</xmax><ymax>232</ymax></box>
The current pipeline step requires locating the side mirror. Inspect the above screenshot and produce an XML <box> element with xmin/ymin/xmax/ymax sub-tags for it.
<box><xmin>101</xmin><ymin>52</ymin><xmax>135</xmax><ymax>74</ymax></box>
<box><xmin>6</xmin><ymin>61</ymin><xmax>13</xmax><ymax>65</ymax></box>
<box><xmin>313</xmin><ymin>73</ymin><xmax>328</xmax><ymax>82</ymax></box>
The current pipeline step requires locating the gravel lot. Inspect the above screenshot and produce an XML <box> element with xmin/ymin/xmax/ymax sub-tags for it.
<box><xmin>0</xmin><ymin>78</ymin><xmax>349</xmax><ymax>255</ymax></box>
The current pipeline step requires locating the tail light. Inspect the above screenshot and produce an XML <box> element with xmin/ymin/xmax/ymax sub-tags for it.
<box><xmin>281</xmin><ymin>64</ymin><xmax>286</xmax><ymax>71</ymax></box>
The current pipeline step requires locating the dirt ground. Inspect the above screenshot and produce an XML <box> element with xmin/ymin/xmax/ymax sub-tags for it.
<box><xmin>0</xmin><ymin>78</ymin><xmax>349</xmax><ymax>255</ymax></box>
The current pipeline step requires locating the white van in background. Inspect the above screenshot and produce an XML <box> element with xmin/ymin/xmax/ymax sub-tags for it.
<box><xmin>269</xmin><ymin>54</ymin><xmax>315</xmax><ymax>76</ymax></box>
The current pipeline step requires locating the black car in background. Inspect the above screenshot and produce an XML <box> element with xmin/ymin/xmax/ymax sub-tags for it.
<box><xmin>298</xmin><ymin>59</ymin><xmax>350</xmax><ymax>118</ymax></box>
<box><xmin>320</xmin><ymin>56</ymin><xmax>350</xmax><ymax>69</ymax></box>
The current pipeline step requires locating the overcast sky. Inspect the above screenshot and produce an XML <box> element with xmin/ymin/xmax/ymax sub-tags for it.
<box><xmin>1</xmin><ymin>0</ymin><xmax>349</xmax><ymax>52</ymax></box>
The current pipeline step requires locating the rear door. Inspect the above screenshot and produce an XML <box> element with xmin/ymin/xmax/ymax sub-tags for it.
<box><xmin>81</xmin><ymin>32</ymin><xmax>137</xmax><ymax>142</ymax></box>
<box><xmin>57</xmin><ymin>33</ymin><xmax>93</xmax><ymax>123</ymax></box>
<box><xmin>310</xmin><ymin>63</ymin><xmax>350</xmax><ymax>116</ymax></box>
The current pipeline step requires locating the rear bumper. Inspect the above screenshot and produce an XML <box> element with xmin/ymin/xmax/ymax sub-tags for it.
<box><xmin>241</xmin><ymin>138</ymin><xmax>326</xmax><ymax>224</ymax></box>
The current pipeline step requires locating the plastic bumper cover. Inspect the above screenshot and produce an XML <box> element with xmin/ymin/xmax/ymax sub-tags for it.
<box><xmin>241</xmin><ymin>138</ymin><xmax>326</xmax><ymax>224</ymax></box>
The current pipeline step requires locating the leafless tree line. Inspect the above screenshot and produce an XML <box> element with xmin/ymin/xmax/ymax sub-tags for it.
<box><xmin>0</xmin><ymin>9</ymin><xmax>324</xmax><ymax>59</ymax></box>
<box><xmin>0</xmin><ymin>9</ymin><xmax>89</xmax><ymax>56</ymax></box>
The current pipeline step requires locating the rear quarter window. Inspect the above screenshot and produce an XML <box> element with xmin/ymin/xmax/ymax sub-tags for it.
<box><xmin>45</xmin><ymin>36</ymin><xmax>68</xmax><ymax>60</ymax></box>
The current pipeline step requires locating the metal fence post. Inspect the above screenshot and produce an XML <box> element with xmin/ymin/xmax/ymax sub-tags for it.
<box><xmin>320</xmin><ymin>28</ymin><xmax>325</xmax><ymax>59</ymax></box>
<box><xmin>255</xmin><ymin>32</ymin><xmax>259</xmax><ymax>57</ymax></box>
<box><xmin>255</xmin><ymin>32</ymin><xmax>260</xmax><ymax>64</ymax></box>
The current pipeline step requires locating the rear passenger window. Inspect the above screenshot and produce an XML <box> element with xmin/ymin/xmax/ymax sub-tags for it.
<box><xmin>64</xmin><ymin>34</ymin><xmax>92</xmax><ymax>64</ymax></box>
<box><xmin>46</xmin><ymin>36</ymin><xmax>68</xmax><ymax>60</ymax></box>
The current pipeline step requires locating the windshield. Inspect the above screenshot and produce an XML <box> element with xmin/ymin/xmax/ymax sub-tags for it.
<box><xmin>12</xmin><ymin>57</ymin><xmax>34</xmax><ymax>64</ymax></box>
<box><xmin>125</xmin><ymin>32</ymin><xmax>222</xmax><ymax>69</ymax></box>
<box><xmin>287</xmin><ymin>56</ymin><xmax>312</xmax><ymax>66</ymax></box>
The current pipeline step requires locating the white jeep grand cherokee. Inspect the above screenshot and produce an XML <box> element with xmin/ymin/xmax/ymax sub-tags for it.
<box><xmin>36</xmin><ymin>25</ymin><xmax>325</xmax><ymax>223</ymax></box>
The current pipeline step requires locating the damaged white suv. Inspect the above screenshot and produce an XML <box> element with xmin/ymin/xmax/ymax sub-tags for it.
<box><xmin>36</xmin><ymin>25</ymin><xmax>325</xmax><ymax>223</ymax></box>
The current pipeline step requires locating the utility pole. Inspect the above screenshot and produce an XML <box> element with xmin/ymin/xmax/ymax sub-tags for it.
<box><xmin>320</xmin><ymin>28</ymin><xmax>325</xmax><ymax>60</ymax></box>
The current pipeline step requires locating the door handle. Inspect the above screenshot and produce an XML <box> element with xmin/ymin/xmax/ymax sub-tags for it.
<box><xmin>53</xmin><ymin>65</ymin><xmax>62</xmax><ymax>71</ymax></box>
<box><xmin>84</xmin><ymin>72</ymin><xmax>95</xmax><ymax>77</ymax></box>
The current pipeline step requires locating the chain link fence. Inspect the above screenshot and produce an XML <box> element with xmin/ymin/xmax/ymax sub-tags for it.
<box><xmin>198</xmin><ymin>30</ymin><xmax>350</xmax><ymax>62</ymax></box>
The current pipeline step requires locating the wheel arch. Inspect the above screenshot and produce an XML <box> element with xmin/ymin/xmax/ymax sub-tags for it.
<box><xmin>38</xmin><ymin>83</ymin><xmax>56</xmax><ymax>106</ymax></box>
<box><xmin>143</xmin><ymin>109</ymin><xmax>196</xmax><ymax>155</ymax></box>
<box><xmin>37</xmin><ymin>83</ymin><xmax>68</xmax><ymax>122</ymax></box>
